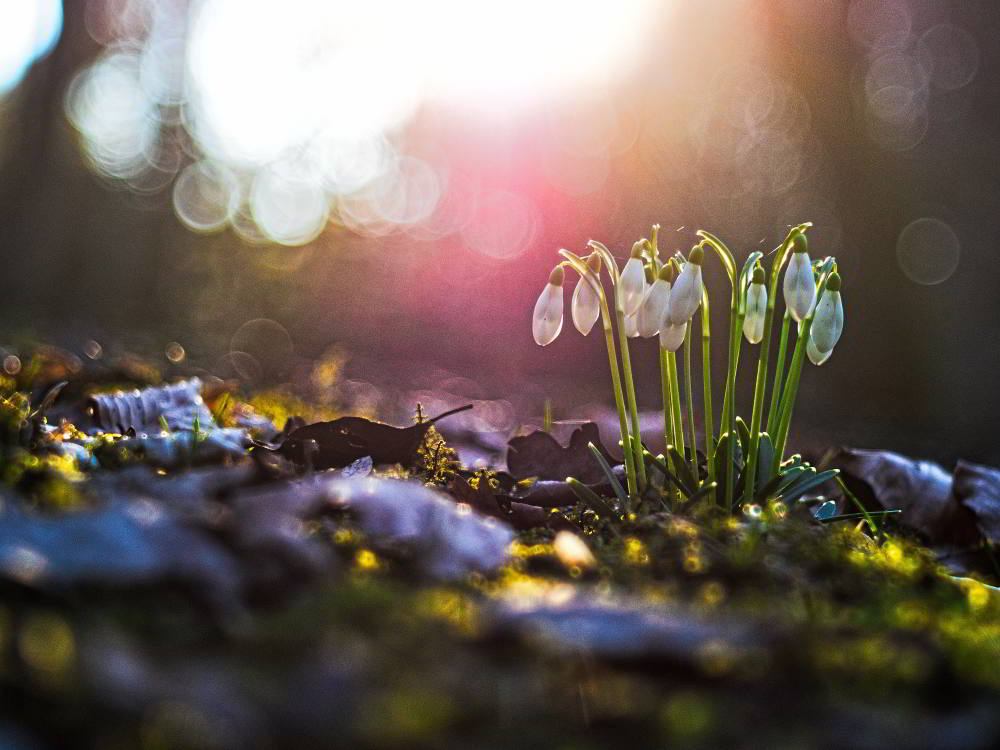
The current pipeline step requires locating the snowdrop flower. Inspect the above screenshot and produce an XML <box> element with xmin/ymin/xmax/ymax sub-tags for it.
<box><xmin>624</xmin><ymin>309</ymin><xmax>640</xmax><ymax>338</ymax></box>
<box><xmin>807</xmin><ymin>335</ymin><xmax>832</xmax><ymax>366</ymax></box>
<box><xmin>571</xmin><ymin>254</ymin><xmax>602</xmax><ymax>336</ymax></box>
<box><xmin>659</xmin><ymin>321</ymin><xmax>687</xmax><ymax>352</ymax></box>
<box><xmin>667</xmin><ymin>245</ymin><xmax>704</xmax><ymax>325</ymax></box>
<box><xmin>532</xmin><ymin>266</ymin><xmax>564</xmax><ymax>346</ymax></box>
<box><xmin>783</xmin><ymin>232</ymin><xmax>816</xmax><ymax>323</ymax></box>
<box><xmin>742</xmin><ymin>266</ymin><xmax>767</xmax><ymax>344</ymax></box>
<box><xmin>810</xmin><ymin>272</ymin><xmax>843</xmax><ymax>354</ymax></box>
<box><xmin>618</xmin><ymin>241</ymin><xmax>647</xmax><ymax>316</ymax></box>
<box><xmin>637</xmin><ymin>265</ymin><xmax>671</xmax><ymax>338</ymax></box>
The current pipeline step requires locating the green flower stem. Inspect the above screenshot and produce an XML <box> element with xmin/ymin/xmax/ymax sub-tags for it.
<box><xmin>615</xmin><ymin>308</ymin><xmax>647</xmax><ymax>490</ymax></box>
<box><xmin>766</xmin><ymin>311</ymin><xmax>792</xmax><ymax>434</ymax></box>
<box><xmin>586</xmin><ymin>241</ymin><xmax>647</xmax><ymax>488</ymax></box>
<box><xmin>683</xmin><ymin>323</ymin><xmax>699</xmax><ymax>484</ymax></box>
<box><xmin>667</xmin><ymin>350</ymin><xmax>685</xmax><ymax>464</ymax></box>
<box><xmin>742</xmin><ymin>226</ymin><xmax>808</xmax><ymax>507</ymax></box>
<box><xmin>700</xmin><ymin>288</ymin><xmax>715</xmax><ymax>493</ymax></box>
<box><xmin>772</xmin><ymin>264</ymin><xmax>834</xmax><ymax>470</ymax></box>
<box><xmin>600</xmin><ymin>301</ymin><xmax>638</xmax><ymax>496</ymax></box>
<box><xmin>723</xmin><ymin>304</ymin><xmax>741</xmax><ymax>508</ymax></box>
<box><xmin>559</xmin><ymin>249</ymin><xmax>638</xmax><ymax>496</ymax></box>
<box><xmin>659</xmin><ymin>348</ymin><xmax>674</xmax><ymax>458</ymax></box>
<box><xmin>771</xmin><ymin>318</ymin><xmax>810</xmax><ymax>473</ymax></box>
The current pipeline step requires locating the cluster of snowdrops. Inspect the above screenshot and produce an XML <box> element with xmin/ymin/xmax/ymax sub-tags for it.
<box><xmin>531</xmin><ymin>223</ymin><xmax>845</xmax><ymax>513</ymax></box>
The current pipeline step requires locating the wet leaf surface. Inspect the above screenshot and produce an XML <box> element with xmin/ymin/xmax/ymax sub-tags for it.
<box><xmin>506</xmin><ymin>422</ymin><xmax>616</xmax><ymax>484</ymax></box>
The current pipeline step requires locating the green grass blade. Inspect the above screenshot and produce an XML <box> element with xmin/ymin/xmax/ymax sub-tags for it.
<box><xmin>589</xmin><ymin>442</ymin><xmax>628</xmax><ymax>507</ymax></box>
<box><xmin>567</xmin><ymin>477</ymin><xmax>618</xmax><ymax>520</ymax></box>
<box><xmin>781</xmin><ymin>469</ymin><xmax>840</xmax><ymax>503</ymax></box>
<box><xmin>667</xmin><ymin>445</ymin><xmax>697</xmax><ymax>497</ymax></box>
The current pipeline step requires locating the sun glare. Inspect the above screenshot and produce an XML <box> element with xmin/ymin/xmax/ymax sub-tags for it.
<box><xmin>0</xmin><ymin>0</ymin><xmax>62</xmax><ymax>94</ymax></box>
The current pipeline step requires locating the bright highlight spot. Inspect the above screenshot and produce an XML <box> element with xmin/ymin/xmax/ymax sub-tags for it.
<box><xmin>0</xmin><ymin>0</ymin><xmax>62</xmax><ymax>94</ymax></box>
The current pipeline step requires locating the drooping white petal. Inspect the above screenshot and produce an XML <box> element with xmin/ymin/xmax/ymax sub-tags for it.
<box><xmin>637</xmin><ymin>279</ymin><xmax>671</xmax><ymax>338</ymax></box>
<box><xmin>783</xmin><ymin>251</ymin><xmax>816</xmax><ymax>322</ymax></box>
<box><xmin>810</xmin><ymin>290</ymin><xmax>843</xmax><ymax>353</ymax></box>
<box><xmin>624</xmin><ymin>310</ymin><xmax>640</xmax><ymax>338</ymax></box>
<box><xmin>807</xmin><ymin>334</ymin><xmax>832</xmax><ymax>365</ymax></box>
<box><xmin>742</xmin><ymin>283</ymin><xmax>767</xmax><ymax>344</ymax></box>
<box><xmin>532</xmin><ymin>282</ymin><xmax>564</xmax><ymax>346</ymax></box>
<box><xmin>619</xmin><ymin>257</ymin><xmax>647</xmax><ymax>316</ymax></box>
<box><xmin>667</xmin><ymin>262</ymin><xmax>702</xmax><ymax>325</ymax></box>
<box><xmin>571</xmin><ymin>276</ymin><xmax>601</xmax><ymax>336</ymax></box>
<box><xmin>659</xmin><ymin>321</ymin><xmax>687</xmax><ymax>352</ymax></box>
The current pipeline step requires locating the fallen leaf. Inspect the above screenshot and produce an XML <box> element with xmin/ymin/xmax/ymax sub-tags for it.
<box><xmin>276</xmin><ymin>405</ymin><xmax>472</xmax><ymax>470</ymax></box>
<box><xmin>448</xmin><ymin>476</ymin><xmax>553</xmax><ymax>530</ymax></box>
<box><xmin>951</xmin><ymin>460</ymin><xmax>1000</xmax><ymax>544</ymax></box>
<box><xmin>506</xmin><ymin>423</ymin><xmax>616</xmax><ymax>485</ymax></box>
<box><xmin>831</xmin><ymin>447</ymin><xmax>979</xmax><ymax>545</ymax></box>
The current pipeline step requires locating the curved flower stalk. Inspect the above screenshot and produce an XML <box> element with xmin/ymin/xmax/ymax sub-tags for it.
<box><xmin>771</xmin><ymin>257</ymin><xmax>838</xmax><ymax>471</ymax></box>
<box><xmin>740</xmin><ymin>224</ymin><xmax>811</xmax><ymax>506</ymax></box>
<box><xmin>571</xmin><ymin>254</ymin><xmax>602</xmax><ymax>335</ymax></box>
<box><xmin>742</xmin><ymin>266</ymin><xmax>767</xmax><ymax>345</ymax></box>
<box><xmin>532</xmin><ymin>266</ymin><xmax>565</xmax><ymax>346</ymax></box>
<box><xmin>583</xmin><ymin>239</ymin><xmax>648</xmax><ymax>491</ymax></box>
<box><xmin>783</xmin><ymin>233</ymin><xmax>816</xmax><ymax>323</ymax></box>
<box><xmin>638</xmin><ymin>265</ymin><xmax>672</xmax><ymax>338</ymax></box>
<box><xmin>667</xmin><ymin>246</ymin><xmax>704</xmax><ymax>325</ymax></box>
<box><xmin>555</xmin><ymin>248</ymin><xmax>640</xmax><ymax>496</ymax></box>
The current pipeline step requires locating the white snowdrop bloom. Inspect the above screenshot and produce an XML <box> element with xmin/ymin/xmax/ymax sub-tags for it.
<box><xmin>810</xmin><ymin>272</ymin><xmax>844</xmax><ymax>354</ymax></box>
<box><xmin>637</xmin><ymin>267</ymin><xmax>672</xmax><ymax>338</ymax></box>
<box><xmin>532</xmin><ymin>266</ymin><xmax>565</xmax><ymax>346</ymax></box>
<box><xmin>618</xmin><ymin>241</ymin><xmax>647</xmax><ymax>316</ymax></box>
<box><xmin>624</xmin><ymin>309</ymin><xmax>640</xmax><ymax>338</ymax></box>
<box><xmin>807</xmin><ymin>334</ymin><xmax>832</xmax><ymax>366</ymax></box>
<box><xmin>571</xmin><ymin>255</ymin><xmax>602</xmax><ymax>336</ymax></box>
<box><xmin>783</xmin><ymin>232</ymin><xmax>816</xmax><ymax>323</ymax></box>
<box><xmin>742</xmin><ymin>266</ymin><xmax>767</xmax><ymax>345</ymax></box>
<box><xmin>667</xmin><ymin>246</ymin><xmax>704</xmax><ymax>325</ymax></box>
<box><xmin>659</xmin><ymin>321</ymin><xmax>687</xmax><ymax>352</ymax></box>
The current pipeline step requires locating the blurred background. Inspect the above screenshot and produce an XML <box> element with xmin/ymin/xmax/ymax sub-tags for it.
<box><xmin>0</xmin><ymin>0</ymin><xmax>998</xmax><ymax>465</ymax></box>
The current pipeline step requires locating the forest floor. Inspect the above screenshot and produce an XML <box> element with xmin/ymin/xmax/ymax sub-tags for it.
<box><xmin>0</xmin><ymin>346</ymin><xmax>998</xmax><ymax>750</ymax></box>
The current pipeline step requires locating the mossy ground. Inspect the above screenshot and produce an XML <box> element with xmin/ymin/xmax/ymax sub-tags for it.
<box><xmin>0</xmin><ymin>357</ymin><xmax>997</xmax><ymax>749</ymax></box>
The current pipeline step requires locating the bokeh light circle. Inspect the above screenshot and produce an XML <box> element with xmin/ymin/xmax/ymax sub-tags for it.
<box><xmin>461</xmin><ymin>190</ymin><xmax>540</xmax><ymax>260</ymax></box>
<box><xmin>172</xmin><ymin>161</ymin><xmax>240</xmax><ymax>232</ymax></box>
<box><xmin>896</xmin><ymin>217</ymin><xmax>960</xmax><ymax>285</ymax></box>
